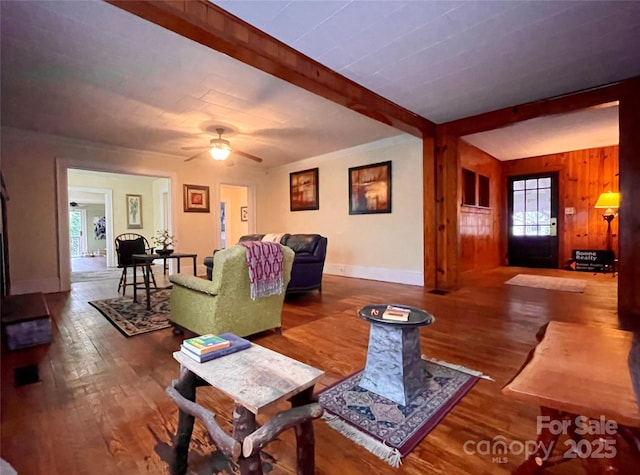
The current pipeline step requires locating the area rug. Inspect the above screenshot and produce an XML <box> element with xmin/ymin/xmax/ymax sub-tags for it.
<box><xmin>505</xmin><ymin>274</ymin><xmax>587</xmax><ymax>293</ymax></box>
<box><xmin>318</xmin><ymin>358</ymin><xmax>483</xmax><ymax>467</ymax></box>
<box><xmin>88</xmin><ymin>288</ymin><xmax>172</xmax><ymax>336</ymax></box>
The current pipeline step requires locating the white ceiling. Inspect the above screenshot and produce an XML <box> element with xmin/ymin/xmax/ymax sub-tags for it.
<box><xmin>216</xmin><ymin>0</ymin><xmax>640</xmax><ymax>123</ymax></box>
<box><xmin>463</xmin><ymin>102</ymin><xmax>620</xmax><ymax>161</ymax></box>
<box><xmin>0</xmin><ymin>0</ymin><xmax>398</xmax><ymax>168</ymax></box>
<box><xmin>2</xmin><ymin>0</ymin><xmax>639</xmax><ymax>166</ymax></box>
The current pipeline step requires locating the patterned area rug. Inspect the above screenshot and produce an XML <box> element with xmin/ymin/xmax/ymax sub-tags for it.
<box><xmin>89</xmin><ymin>289</ymin><xmax>172</xmax><ymax>336</ymax></box>
<box><xmin>505</xmin><ymin>274</ymin><xmax>587</xmax><ymax>292</ymax></box>
<box><xmin>318</xmin><ymin>359</ymin><xmax>481</xmax><ymax>467</ymax></box>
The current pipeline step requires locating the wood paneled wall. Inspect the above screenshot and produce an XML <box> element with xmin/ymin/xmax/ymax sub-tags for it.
<box><xmin>501</xmin><ymin>145</ymin><xmax>619</xmax><ymax>267</ymax></box>
<box><xmin>458</xmin><ymin>140</ymin><xmax>504</xmax><ymax>272</ymax></box>
<box><xmin>618</xmin><ymin>79</ymin><xmax>640</xmax><ymax>321</ymax></box>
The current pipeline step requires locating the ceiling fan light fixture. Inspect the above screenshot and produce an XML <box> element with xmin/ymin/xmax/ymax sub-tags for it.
<box><xmin>209</xmin><ymin>143</ymin><xmax>231</xmax><ymax>160</ymax></box>
<box><xmin>208</xmin><ymin>127</ymin><xmax>232</xmax><ymax>160</ymax></box>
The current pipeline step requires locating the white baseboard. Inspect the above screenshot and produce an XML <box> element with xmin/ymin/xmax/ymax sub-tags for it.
<box><xmin>324</xmin><ymin>263</ymin><xmax>423</xmax><ymax>286</ymax></box>
<box><xmin>10</xmin><ymin>278</ymin><xmax>62</xmax><ymax>295</ymax></box>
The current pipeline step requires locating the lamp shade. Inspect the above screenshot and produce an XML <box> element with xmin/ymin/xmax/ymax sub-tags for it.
<box><xmin>209</xmin><ymin>145</ymin><xmax>231</xmax><ymax>161</ymax></box>
<box><xmin>594</xmin><ymin>191</ymin><xmax>620</xmax><ymax>210</ymax></box>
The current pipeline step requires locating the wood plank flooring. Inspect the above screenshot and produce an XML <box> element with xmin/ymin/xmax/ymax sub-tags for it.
<box><xmin>1</xmin><ymin>268</ymin><xmax>637</xmax><ymax>474</ymax></box>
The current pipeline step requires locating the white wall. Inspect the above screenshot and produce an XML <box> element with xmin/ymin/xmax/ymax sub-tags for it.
<box><xmin>1</xmin><ymin>126</ymin><xmax>266</xmax><ymax>294</ymax></box>
<box><xmin>2</xmin><ymin>126</ymin><xmax>424</xmax><ymax>294</ymax></box>
<box><xmin>68</xmin><ymin>170</ymin><xmax>160</xmax><ymax>247</ymax></box>
<box><xmin>83</xmin><ymin>203</ymin><xmax>106</xmax><ymax>253</ymax></box>
<box><xmin>257</xmin><ymin>135</ymin><xmax>424</xmax><ymax>285</ymax></box>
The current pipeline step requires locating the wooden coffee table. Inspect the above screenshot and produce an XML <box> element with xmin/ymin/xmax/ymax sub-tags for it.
<box><xmin>168</xmin><ymin>343</ymin><xmax>324</xmax><ymax>475</ymax></box>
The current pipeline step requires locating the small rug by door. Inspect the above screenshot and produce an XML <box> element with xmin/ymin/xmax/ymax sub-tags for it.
<box><xmin>505</xmin><ymin>274</ymin><xmax>587</xmax><ymax>293</ymax></box>
<box><xmin>88</xmin><ymin>289</ymin><xmax>172</xmax><ymax>336</ymax></box>
<box><xmin>71</xmin><ymin>269</ymin><xmax>122</xmax><ymax>283</ymax></box>
<box><xmin>318</xmin><ymin>358</ymin><xmax>482</xmax><ymax>467</ymax></box>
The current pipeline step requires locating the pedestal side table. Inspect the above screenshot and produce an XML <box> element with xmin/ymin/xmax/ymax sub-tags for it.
<box><xmin>358</xmin><ymin>304</ymin><xmax>434</xmax><ymax>405</ymax></box>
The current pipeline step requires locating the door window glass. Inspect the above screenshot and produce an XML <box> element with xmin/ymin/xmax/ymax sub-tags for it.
<box><xmin>512</xmin><ymin>176</ymin><xmax>552</xmax><ymax>236</ymax></box>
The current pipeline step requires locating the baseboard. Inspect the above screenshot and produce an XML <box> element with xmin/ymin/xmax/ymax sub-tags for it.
<box><xmin>324</xmin><ymin>263</ymin><xmax>423</xmax><ymax>286</ymax></box>
<box><xmin>10</xmin><ymin>278</ymin><xmax>62</xmax><ymax>295</ymax></box>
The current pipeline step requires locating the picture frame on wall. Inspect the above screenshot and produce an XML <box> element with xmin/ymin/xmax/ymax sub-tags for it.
<box><xmin>240</xmin><ymin>206</ymin><xmax>248</xmax><ymax>222</ymax></box>
<box><xmin>290</xmin><ymin>168</ymin><xmax>319</xmax><ymax>211</ymax></box>
<box><xmin>183</xmin><ymin>184</ymin><xmax>210</xmax><ymax>213</ymax></box>
<box><xmin>126</xmin><ymin>194</ymin><xmax>143</xmax><ymax>229</ymax></box>
<box><xmin>348</xmin><ymin>161</ymin><xmax>392</xmax><ymax>214</ymax></box>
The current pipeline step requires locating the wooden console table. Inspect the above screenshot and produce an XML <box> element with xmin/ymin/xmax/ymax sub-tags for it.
<box><xmin>502</xmin><ymin>321</ymin><xmax>640</xmax><ymax>474</ymax></box>
<box><xmin>167</xmin><ymin>344</ymin><xmax>324</xmax><ymax>475</ymax></box>
<box><xmin>132</xmin><ymin>252</ymin><xmax>197</xmax><ymax>310</ymax></box>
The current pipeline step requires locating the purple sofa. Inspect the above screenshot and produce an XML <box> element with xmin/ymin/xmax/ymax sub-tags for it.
<box><xmin>203</xmin><ymin>233</ymin><xmax>327</xmax><ymax>294</ymax></box>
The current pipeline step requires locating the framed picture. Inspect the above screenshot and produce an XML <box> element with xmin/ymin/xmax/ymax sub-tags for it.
<box><xmin>349</xmin><ymin>161</ymin><xmax>392</xmax><ymax>214</ymax></box>
<box><xmin>290</xmin><ymin>168</ymin><xmax>319</xmax><ymax>211</ymax></box>
<box><xmin>183</xmin><ymin>184</ymin><xmax>210</xmax><ymax>213</ymax></box>
<box><xmin>240</xmin><ymin>206</ymin><xmax>248</xmax><ymax>222</ymax></box>
<box><xmin>126</xmin><ymin>194</ymin><xmax>143</xmax><ymax>229</ymax></box>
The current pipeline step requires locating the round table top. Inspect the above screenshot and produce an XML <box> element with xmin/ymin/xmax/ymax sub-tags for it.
<box><xmin>357</xmin><ymin>304</ymin><xmax>434</xmax><ymax>327</ymax></box>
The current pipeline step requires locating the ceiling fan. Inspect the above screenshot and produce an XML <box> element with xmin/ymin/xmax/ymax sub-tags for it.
<box><xmin>181</xmin><ymin>128</ymin><xmax>263</xmax><ymax>164</ymax></box>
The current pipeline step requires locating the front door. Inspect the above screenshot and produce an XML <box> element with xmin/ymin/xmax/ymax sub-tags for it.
<box><xmin>507</xmin><ymin>172</ymin><xmax>559</xmax><ymax>268</ymax></box>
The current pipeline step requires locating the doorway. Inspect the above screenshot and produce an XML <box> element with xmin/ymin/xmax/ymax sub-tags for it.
<box><xmin>58</xmin><ymin>163</ymin><xmax>175</xmax><ymax>292</ymax></box>
<box><xmin>507</xmin><ymin>172</ymin><xmax>559</xmax><ymax>268</ymax></box>
<box><xmin>219</xmin><ymin>184</ymin><xmax>249</xmax><ymax>247</ymax></box>
<box><xmin>68</xmin><ymin>208</ymin><xmax>87</xmax><ymax>257</ymax></box>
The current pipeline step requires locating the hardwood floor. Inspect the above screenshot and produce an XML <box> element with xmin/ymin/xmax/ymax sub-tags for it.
<box><xmin>71</xmin><ymin>256</ymin><xmax>107</xmax><ymax>272</ymax></box>
<box><xmin>1</xmin><ymin>268</ymin><xmax>636</xmax><ymax>474</ymax></box>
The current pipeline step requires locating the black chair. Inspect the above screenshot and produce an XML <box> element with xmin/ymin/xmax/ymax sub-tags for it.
<box><xmin>114</xmin><ymin>233</ymin><xmax>157</xmax><ymax>295</ymax></box>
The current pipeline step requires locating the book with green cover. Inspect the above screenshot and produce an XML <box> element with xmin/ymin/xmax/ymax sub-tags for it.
<box><xmin>183</xmin><ymin>334</ymin><xmax>230</xmax><ymax>355</ymax></box>
<box><xmin>180</xmin><ymin>333</ymin><xmax>251</xmax><ymax>363</ymax></box>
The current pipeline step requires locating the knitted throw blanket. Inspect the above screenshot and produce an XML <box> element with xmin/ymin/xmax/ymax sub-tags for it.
<box><xmin>238</xmin><ymin>241</ymin><xmax>284</xmax><ymax>300</ymax></box>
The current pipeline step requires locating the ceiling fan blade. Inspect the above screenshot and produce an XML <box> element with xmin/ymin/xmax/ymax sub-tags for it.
<box><xmin>181</xmin><ymin>145</ymin><xmax>209</xmax><ymax>151</ymax></box>
<box><xmin>184</xmin><ymin>151</ymin><xmax>204</xmax><ymax>162</ymax></box>
<box><xmin>234</xmin><ymin>150</ymin><xmax>263</xmax><ymax>163</ymax></box>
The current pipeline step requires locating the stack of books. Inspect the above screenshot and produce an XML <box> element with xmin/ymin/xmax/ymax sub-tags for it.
<box><xmin>382</xmin><ymin>305</ymin><xmax>411</xmax><ymax>322</ymax></box>
<box><xmin>180</xmin><ymin>332</ymin><xmax>251</xmax><ymax>363</ymax></box>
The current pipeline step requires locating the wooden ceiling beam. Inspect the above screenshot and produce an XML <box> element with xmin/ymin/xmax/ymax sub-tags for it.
<box><xmin>441</xmin><ymin>80</ymin><xmax>631</xmax><ymax>137</ymax></box>
<box><xmin>106</xmin><ymin>0</ymin><xmax>434</xmax><ymax>138</ymax></box>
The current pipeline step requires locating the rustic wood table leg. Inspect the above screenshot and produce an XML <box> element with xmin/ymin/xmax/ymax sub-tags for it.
<box><xmin>233</xmin><ymin>404</ymin><xmax>261</xmax><ymax>475</ymax></box>
<box><xmin>576</xmin><ymin>424</ymin><xmax>619</xmax><ymax>475</ymax></box>
<box><xmin>290</xmin><ymin>387</ymin><xmax>316</xmax><ymax>475</ymax></box>
<box><xmin>514</xmin><ymin>407</ymin><xmax>562</xmax><ymax>475</ymax></box>
<box><xmin>172</xmin><ymin>367</ymin><xmax>197</xmax><ymax>475</ymax></box>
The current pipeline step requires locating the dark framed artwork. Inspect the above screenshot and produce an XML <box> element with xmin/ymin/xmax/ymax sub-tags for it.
<box><xmin>183</xmin><ymin>184</ymin><xmax>210</xmax><ymax>213</ymax></box>
<box><xmin>349</xmin><ymin>161</ymin><xmax>392</xmax><ymax>214</ymax></box>
<box><xmin>126</xmin><ymin>194</ymin><xmax>143</xmax><ymax>229</ymax></box>
<box><xmin>240</xmin><ymin>206</ymin><xmax>248</xmax><ymax>222</ymax></box>
<box><xmin>289</xmin><ymin>168</ymin><xmax>319</xmax><ymax>211</ymax></box>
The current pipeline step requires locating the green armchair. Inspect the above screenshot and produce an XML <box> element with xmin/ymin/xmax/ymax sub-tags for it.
<box><xmin>168</xmin><ymin>244</ymin><xmax>294</xmax><ymax>337</ymax></box>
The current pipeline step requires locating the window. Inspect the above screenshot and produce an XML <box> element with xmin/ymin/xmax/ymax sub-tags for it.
<box><xmin>462</xmin><ymin>169</ymin><xmax>476</xmax><ymax>206</ymax></box>
<box><xmin>511</xmin><ymin>177</ymin><xmax>551</xmax><ymax>236</ymax></box>
<box><xmin>462</xmin><ymin>169</ymin><xmax>490</xmax><ymax>208</ymax></box>
<box><xmin>478</xmin><ymin>174</ymin><xmax>490</xmax><ymax>207</ymax></box>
